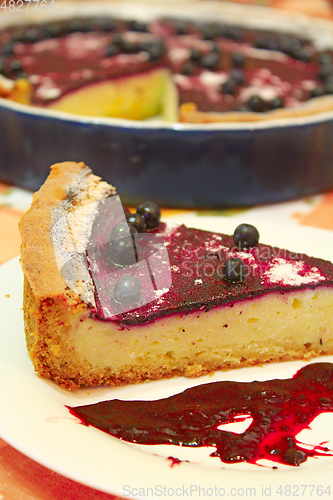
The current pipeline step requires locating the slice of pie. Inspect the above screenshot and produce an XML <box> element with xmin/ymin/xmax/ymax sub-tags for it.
<box><xmin>19</xmin><ymin>161</ymin><xmax>333</xmax><ymax>390</ymax></box>
<box><xmin>2</xmin><ymin>10</ymin><xmax>333</xmax><ymax>122</ymax></box>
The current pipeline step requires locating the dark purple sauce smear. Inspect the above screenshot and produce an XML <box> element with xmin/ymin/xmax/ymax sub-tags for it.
<box><xmin>68</xmin><ymin>362</ymin><xmax>333</xmax><ymax>467</ymax></box>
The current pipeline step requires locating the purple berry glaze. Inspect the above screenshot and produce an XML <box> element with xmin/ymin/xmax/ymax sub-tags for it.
<box><xmin>0</xmin><ymin>17</ymin><xmax>330</xmax><ymax>111</ymax></box>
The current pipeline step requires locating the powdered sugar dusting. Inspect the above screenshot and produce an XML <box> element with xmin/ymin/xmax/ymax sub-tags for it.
<box><xmin>34</xmin><ymin>78</ymin><xmax>61</xmax><ymax>100</ymax></box>
<box><xmin>229</xmin><ymin>249</ymin><xmax>258</xmax><ymax>269</ymax></box>
<box><xmin>65</xmin><ymin>32</ymin><xmax>107</xmax><ymax>59</ymax></box>
<box><xmin>204</xmin><ymin>239</ymin><xmax>226</xmax><ymax>253</ymax></box>
<box><xmin>264</xmin><ymin>258</ymin><xmax>326</xmax><ymax>286</ymax></box>
<box><xmin>0</xmin><ymin>74</ymin><xmax>14</xmax><ymax>92</ymax></box>
<box><xmin>51</xmin><ymin>168</ymin><xmax>115</xmax><ymax>303</ymax></box>
<box><xmin>155</xmin><ymin>288</ymin><xmax>169</xmax><ymax>299</ymax></box>
<box><xmin>199</xmin><ymin>70</ymin><xmax>228</xmax><ymax>88</ymax></box>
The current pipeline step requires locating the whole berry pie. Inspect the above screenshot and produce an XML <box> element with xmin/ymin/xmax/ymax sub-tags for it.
<box><xmin>19</xmin><ymin>161</ymin><xmax>333</xmax><ymax>390</ymax></box>
<box><xmin>2</xmin><ymin>3</ymin><xmax>333</xmax><ymax>122</ymax></box>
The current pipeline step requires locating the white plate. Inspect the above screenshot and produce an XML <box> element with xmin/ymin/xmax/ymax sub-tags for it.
<box><xmin>1</xmin><ymin>216</ymin><xmax>333</xmax><ymax>499</ymax></box>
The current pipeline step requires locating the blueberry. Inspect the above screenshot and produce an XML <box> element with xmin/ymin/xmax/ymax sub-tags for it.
<box><xmin>108</xmin><ymin>236</ymin><xmax>138</xmax><ymax>267</ymax></box>
<box><xmin>0</xmin><ymin>58</ymin><xmax>5</xmax><ymax>75</ymax></box>
<box><xmin>9</xmin><ymin>60</ymin><xmax>24</xmax><ymax>77</ymax></box>
<box><xmin>253</xmin><ymin>35</ymin><xmax>266</xmax><ymax>49</ymax></box>
<box><xmin>173</xmin><ymin>20</ymin><xmax>188</xmax><ymax>36</ymax></box>
<box><xmin>137</xmin><ymin>201</ymin><xmax>161</xmax><ymax>229</ymax></box>
<box><xmin>284</xmin><ymin>448</ymin><xmax>306</xmax><ymax>466</ymax></box>
<box><xmin>224</xmin><ymin>26</ymin><xmax>242</xmax><ymax>41</ymax></box>
<box><xmin>45</xmin><ymin>23</ymin><xmax>65</xmax><ymax>38</ymax></box>
<box><xmin>23</xmin><ymin>28</ymin><xmax>42</xmax><ymax>44</ymax></box>
<box><xmin>230</xmin><ymin>68</ymin><xmax>246</xmax><ymax>86</ymax></box>
<box><xmin>200</xmin><ymin>51</ymin><xmax>220</xmax><ymax>71</ymax></box>
<box><xmin>223</xmin><ymin>258</ymin><xmax>246</xmax><ymax>282</ymax></box>
<box><xmin>81</xmin><ymin>22</ymin><xmax>95</xmax><ymax>33</ymax></box>
<box><xmin>128</xmin><ymin>20</ymin><xmax>149</xmax><ymax>32</ymax></box>
<box><xmin>112</xmin><ymin>34</ymin><xmax>125</xmax><ymax>50</ymax></box>
<box><xmin>105</xmin><ymin>44</ymin><xmax>119</xmax><ymax>57</ymax></box>
<box><xmin>99</xmin><ymin>18</ymin><xmax>117</xmax><ymax>33</ymax></box>
<box><xmin>139</xmin><ymin>39</ymin><xmax>165</xmax><ymax>60</ymax></box>
<box><xmin>233</xmin><ymin>223</ymin><xmax>259</xmax><ymax>249</ymax></box>
<box><xmin>114</xmin><ymin>275</ymin><xmax>141</xmax><ymax>306</ymax></box>
<box><xmin>1</xmin><ymin>42</ymin><xmax>16</xmax><ymax>57</ymax></box>
<box><xmin>68</xmin><ymin>19</ymin><xmax>92</xmax><ymax>33</ymax></box>
<box><xmin>284</xmin><ymin>37</ymin><xmax>302</xmax><ymax>56</ymax></box>
<box><xmin>310</xmin><ymin>86</ymin><xmax>325</xmax><ymax>98</ymax></box>
<box><xmin>189</xmin><ymin>48</ymin><xmax>201</xmax><ymax>62</ymax></box>
<box><xmin>68</xmin><ymin>19</ymin><xmax>84</xmax><ymax>33</ymax></box>
<box><xmin>182</xmin><ymin>61</ymin><xmax>196</xmax><ymax>76</ymax></box>
<box><xmin>231</xmin><ymin>52</ymin><xmax>245</xmax><ymax>68</ymax></box>
<box><xmin>137</xmin><ymin>39</ymin><xmax>151</xmax><ymax>52</ymax></box>
<box><xmin>318</xmin><ymin>62</ymin><xmax>333</xmax><ymax>81</ymax></box>
<box><xmin>122</xmin><ymin>39</ymin><xmax>139</xmax><ymax>54</ymax></box>
<box><xmin>267</xmin><ymin>97</ymin><xmax>284</xmax><ymax>110</ymax></box>
<box><xmin>294</xmin><ymin>46</ymin><xmax>312</xmax><ymax>63</ymax></box>
<box><xmin>11</xmin><ymin>30</ymin><xmax>25</xmax><ymax>43</ymax></box>
<box><xmin>277</xmin><ymin>34</ymin><xmax>292</xmax><ymax>54</ymax></box>
<box><xmin>319</xmin><ymin>52</ymin><xmax>332</xmax><ymax>66</ymax></box>
<box><xmin>254</xmin><ymin>34</ymin><xmax>277</xmax><ymax>51</ymax></box>
<box><xmin>145</xmin><ymin>40</ymin><xmax>166</xmax><ymax>61</ymax></box>
<box><xmin>127</xmin><ymin>213</ymin><xmax>147</xmax><ymax>233</ymax></box>
<box><xmin>245</xmin><ymin>95</ymin><xmax>267</xmax><ymax>113</ymax></box>
<box><xmin>210</xmin><ymin>42</ymin><xmax>221</xmax><ymax>54</ymax></box>
<box><xmin>200</xmin><ymin>23</ymin><xmax>220</xmax><ymax>40</ymax></box>
<box><xmin>110</xmin><ymin>221</ymin><xmax>137</xmax><ymax>240</ymax></box>
<box><xmin>221</xmin><ymin>79</ymin><xmax>237</xmax><ymax>95</ymax></box>
<box><xmin>325</xmin><ymin>77</ymin><xmax>333</xmax><ymax>94</ymax></box>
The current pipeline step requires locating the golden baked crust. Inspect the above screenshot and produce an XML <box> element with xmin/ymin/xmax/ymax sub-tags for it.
<box><xmin>0</xmin><ymin>75</ymin><xmax>33</xmax><ymax>105</ymax></box>
<box><xmin>20</xmin><ymin>161</ymin><xmax>88</xmax><ymax>300</ymax></box>
<box><xmin>179</xmin><ymin>96</ymin><xmax>333</xmax><ymax>123</ymax></box>
<box><xmin>19</xmin><ymin>161</ymin><xmax>111</xmax><ymax>390</ymax></box>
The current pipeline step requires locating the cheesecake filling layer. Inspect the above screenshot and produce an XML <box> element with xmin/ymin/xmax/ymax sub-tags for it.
<box><xmin>63</xmin><ymin>286</ymin><xmax>333</xmax><ymax>380</ymax></box>
<box><xmin>48</xmin><ymin>184</ymin><xmax>333</xmax><ymax>381</ymax></box>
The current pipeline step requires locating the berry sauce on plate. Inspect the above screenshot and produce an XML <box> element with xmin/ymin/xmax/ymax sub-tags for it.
<box><xmin>68</xmin><ymin>362</ymin><xmax>333</xmax><ymax>467</ymax></box>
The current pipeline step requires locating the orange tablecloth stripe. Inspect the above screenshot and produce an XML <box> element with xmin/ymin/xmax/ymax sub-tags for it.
<box><xmin>0</xmin><ymin>438</ymin><xmax>120</xmax><ymax>500</ymax></box>
<box><xmin>296</xmin><ymin>192</ymin><xmax>333</xmax><ymax>230</ymax></box>
<box><xmin>0</xmin><ymin>206</ymin><xmax>25</xmax><ymax>265</ymax></box>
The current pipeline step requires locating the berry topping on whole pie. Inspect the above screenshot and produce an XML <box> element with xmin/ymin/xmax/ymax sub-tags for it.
<box><xmin>2</xmin><ymin>4</ymin><xmax>333</xmax><ymax>122</ymax></box>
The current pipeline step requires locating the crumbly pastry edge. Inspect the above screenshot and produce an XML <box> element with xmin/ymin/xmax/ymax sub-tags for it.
<box><xmin>19</xmin><ymin>161</ymin><xmax>115</xmax><ymax>390</ymax></box>
<box><xmin>179</xmin><ymin>95</ymin><xmax>333</xmax><ymax>124</ymax></box>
